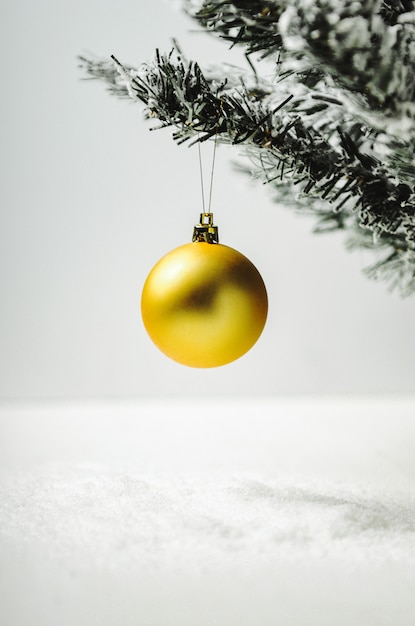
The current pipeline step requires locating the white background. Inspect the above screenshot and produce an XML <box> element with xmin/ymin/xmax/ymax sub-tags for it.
<box><xmin>1</xmin><ymin>0</ymin><xmax>415</xmax><ymax>400</ymax></box>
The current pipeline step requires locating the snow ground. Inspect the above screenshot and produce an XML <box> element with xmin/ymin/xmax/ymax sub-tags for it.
<box><xmin>0</xmin><ymin>397</ymin><xmax>414</xmax><ymax>625</ymax></box>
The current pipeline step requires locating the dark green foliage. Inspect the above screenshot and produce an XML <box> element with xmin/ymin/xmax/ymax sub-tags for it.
<box><xmin>79</xmin><ymin>0</ymin><xmax>415</xmax><ymax>294</ymax></box>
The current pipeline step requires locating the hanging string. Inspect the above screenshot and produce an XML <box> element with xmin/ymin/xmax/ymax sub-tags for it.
<box><xmin>197</xmin><ymin>132</ymin><xmax>206</xmax><ymax>213</ymax></box>
<box><xmin>196</xmin><ymin>100</ymin><xmax>223</xmax><ymax>215</ymax></box>
<box><xmin>208</xmin><ymin>100</ymin><xmax>223</xmax><ymax>214</ymax></box>
<box><xmin>208</xmin><ymin>130</ymin><xmax>219</xmax><ymax>214</ymax></box>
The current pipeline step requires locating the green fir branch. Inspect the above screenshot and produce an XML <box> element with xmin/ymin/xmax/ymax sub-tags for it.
<box><xmin>79</xmin><ymin>0</ymin><xmax>415</xmax><ymax>294</ymax></box>
<box><xmin>80</xmin><ymin>49</ymin><xmax>414</xmax><ymax>234</ymax></box>
<box><xmin>184</xmin><ymin>0</ymin><xmax>415</xmax><ymax>116</ymax></box>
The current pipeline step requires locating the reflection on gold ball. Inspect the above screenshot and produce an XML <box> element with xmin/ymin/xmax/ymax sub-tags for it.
<box><xmin>141</xmin><ymin>242</ymin><xmax>268</xmax><ymax>367</ymax></box>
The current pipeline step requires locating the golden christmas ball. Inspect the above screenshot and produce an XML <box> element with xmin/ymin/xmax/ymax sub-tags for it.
<box><xmin>141</xmin><ymin>214</ymin><xmax>268</xmax><ymax>368</ymax></box>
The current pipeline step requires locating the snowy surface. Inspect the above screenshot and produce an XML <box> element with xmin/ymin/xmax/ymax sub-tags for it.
<box><xmin>1</xmin><ymin>397</ymin><xmax>415</xmax><ymax>625</ymax></box>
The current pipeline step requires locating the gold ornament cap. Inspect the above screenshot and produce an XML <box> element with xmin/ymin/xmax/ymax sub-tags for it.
<box><xmin>192</xmin><ymin>212</ymin><xmax>219</xmax><ymax>243</ymax></box>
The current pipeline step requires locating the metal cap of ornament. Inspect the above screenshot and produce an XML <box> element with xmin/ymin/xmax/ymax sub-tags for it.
<box><xmin>192</xmin><ymin>212</ymin><xmax>219</xmax><ymax>243</ymax></box>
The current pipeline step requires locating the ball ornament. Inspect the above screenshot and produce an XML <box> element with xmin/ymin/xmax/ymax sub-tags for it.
<box><xmin>141</xmin><ymin>213</ymin><xmax>268</xmax><ymax>367</ymax></box>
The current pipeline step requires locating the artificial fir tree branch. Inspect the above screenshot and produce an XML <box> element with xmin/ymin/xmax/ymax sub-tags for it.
<box><xmin>183</xmin><ymin>0</ymin><xmax>415</xmax><ymax>119</ymax></box>
<box><xmin>79</xmin><ymin>54</ymin><xmax>133</xmax><ymax>99</ymax></box>
<box><xmin>79</xmin><ymin>0</ymin><xmax>415</xmax><ymax>294</ymax></box>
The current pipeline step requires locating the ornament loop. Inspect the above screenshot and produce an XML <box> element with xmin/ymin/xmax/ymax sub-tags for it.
<box><xmin>192</xmin><ymin>212</ymin><xmax>219</xmax><ymax>244</ymax></box>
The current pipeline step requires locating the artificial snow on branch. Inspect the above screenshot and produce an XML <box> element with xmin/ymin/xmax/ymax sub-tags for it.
<box><xmin>183</xmin><ymin>0</ymin><xmax>415</xmax><ymax>120</ymax></box>
<box><xmin>79</xmin><ymin>0</ymin><xmax>415</xmax><ymax>294</ymax></box>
